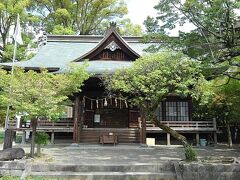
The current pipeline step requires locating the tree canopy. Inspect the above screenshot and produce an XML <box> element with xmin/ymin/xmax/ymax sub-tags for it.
<box><xmin>144</xmin><ymin>0</ymin><xmax>240</xmax><ymax>80</ymax></box>
<box><xmin>0</xmin><ymin>0</ymin><xmax>143</xmax><ymax>62</ymax></box>
<box><xmin>0</xmin><ymin>64</ymin><xmax>89</xmax><ymax>156</ymax></box>
<box><xmin>30</xmin><ymin>0</ymin><xmax>128</xmax><ymax>35</ymax></box>
<box><xmin>0</xmin><ymin>65</ymin><xmax>89</xmax><ymax>120</ymax></box>
<box><xmin>0</xmin><ymin>0</ymin><xmax>37</xmax><ymax>62</ymax></box>
<box><xmin>105</xmin><ymin>52</ymin><xmax>211</xmax><ymax>145</ymax></box>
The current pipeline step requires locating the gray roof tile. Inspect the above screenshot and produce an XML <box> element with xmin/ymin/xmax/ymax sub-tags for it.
<box><xmin>1</xmin><ymin>35</ymin><xmax>151</xmax><ymax>73</ymax></box>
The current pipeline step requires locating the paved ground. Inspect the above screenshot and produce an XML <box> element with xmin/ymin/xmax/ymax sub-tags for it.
<box><xmin>2</xmin><ymin>142</ymin><xmax>239</xmax><ymax>165</ymax></box>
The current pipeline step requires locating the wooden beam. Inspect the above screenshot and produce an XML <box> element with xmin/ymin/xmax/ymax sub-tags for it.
<box><xmin>213</xmin><ymin>118</ymin><xmax>217</xmax><ymax>144</ymax></box>
<box><xmin>141</xmin><ymin>117</ymin><xmax>146</xmax><ymax>145</ymax></box>
<box><xmin>73</xmin><ymin>96</ymin><xmax>80</xmax><ymax>143</ymax></box>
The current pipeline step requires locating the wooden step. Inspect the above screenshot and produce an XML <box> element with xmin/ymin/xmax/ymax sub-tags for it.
<box><xmin>80</xmin><ymin>128</ymin><xmax>140</xmax><ymax>143</ymax></box>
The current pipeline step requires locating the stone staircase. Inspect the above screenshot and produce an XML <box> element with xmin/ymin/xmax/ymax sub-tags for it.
<box><xmin>28</xmin><ymin>162</ymin><xmax>176</xmax><ymax>180</ymax></box>
<box><xmin>1</xmin><ymin>160</ymin><xmax>240</xmax><ymax>180</ymax></box>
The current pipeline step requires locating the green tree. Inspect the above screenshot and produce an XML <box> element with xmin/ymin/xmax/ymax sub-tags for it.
<box><xmin>0</xmin><ymin>0</ymin><xmax>36</xmax><ymax>62</ymax></box>
<box><xmin>145</xmin><ymin>0</ymin><xmax>240</xmax><ymax>80</ymax></box>
<box><xmin>0</xmin><ymin>0</ymin><xmax>29</xmax><ymax>48</ymax></box>
<box><xmin>0</xmin><ymin>64</ymin><xmax>89</xmax><ymax>157</ymax></box>
<box><xmin>105</xmin><ymin>52</ymin><xmax>211</xmax><ymax>146</ymax></box>
<box><xmin>211</xmin><ymin>78</ymin><xmax>240</xmax><ymax>147</ymax></box>
<box><xmin>143</xmin><ymin>16</ymin><xmax>161</xmax><ymax>34</ymax></box>
<box><xmin>31</xmin><ymin>0</ymin><xmax>128</xmax><ymax>35</ymax></box>
<box><xmin>117</xmin><ymin>18</ymin><xmax>143</xmax><ymax>36</ymax></box>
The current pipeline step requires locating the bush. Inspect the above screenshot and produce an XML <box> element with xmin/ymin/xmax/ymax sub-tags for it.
<box><xmin>35</xmin><ymin>132</ymin><xmax>49</xmax><ymax>145</ymax></box>
<box><xmin>184</xmin><ymin>145</ymin><xmax>197</xmax><ymax>161</ymax></box>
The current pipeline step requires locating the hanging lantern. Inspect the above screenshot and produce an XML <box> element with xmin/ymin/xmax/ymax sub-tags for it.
<box><xmin>104</xmin><ymin>98</ymin><xmax>108</xmax><ymax>106</ymax></box>
<box><xmin>96</xmin><ymin>100</ymin><xmax>99</xmax><ymax>108</ymax></box>
<box><xmin>125</xmin><ymin>100</ymin><xmax>128</xmax><ymax>108</ymax></box>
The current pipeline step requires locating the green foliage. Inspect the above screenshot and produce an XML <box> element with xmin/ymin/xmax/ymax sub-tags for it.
<box><xmin>52</xmin><ymin>25</ymin><xmax>75</xmax><ymax>35</ymax></box>
<box><xmin>184</xmin><ymin>145</ymin><xmax>197</xmax><ymax>162</ymax></box>
<box><xmin>106</xmin><ymin>52</ymin><xmax>211</xmax><ymax>108</ymax></box>
<box><xmin>117</xmin><ymin>18</ymin><xmax>143</xmax><ymax>36</ymax></box>
<box><xmin>0</xmin><ymin>130</ymin><xmax>4</xmax><ymax>144</ymax></box>
<box><xmin>31</xmin><ymin>0</ymin><xmax>128</xmax><ymax>35</ymax></box>
<box><xmin>0</xmin><ymin>0</ymin><xmax>33</xmax><ymax>62</ymax></box>
<box><xmin>143</xmin><ymin>16</ymin><xmax>161</xmax><ymax>34</ymax></box>
<box><xmin>105</xmin><ymin>52</ymin><xmax>211</xmax><ymax>145</ymax></box>
<box><xmin>35</xmin><ymin>132</ymin><xmax>49</xmax><ymax>145</ymax></box>
<box><xmin>146</xmin><ymin>0</ymin><xmax>240</xmax><ymax>79</ymax></box>
<box><xmin>211</xmin><ymin>78</ymin><xmax>240</xmax><ymax>124</ymax></box>
<box><xmin>0</xmin><ymin>63</ymin><xmax>89</xmax><ymax>122</ymax></box>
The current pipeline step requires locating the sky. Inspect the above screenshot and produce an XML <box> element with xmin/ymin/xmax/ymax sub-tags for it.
<box><xmin>125</xmin><ymin>0</ymin><xmax>159</xmax><ymax>25</ymax></box>
<box><xmin>125</xmin><ymin>0</ymin><xmax>196</xmax><ymax>36</ymax></box>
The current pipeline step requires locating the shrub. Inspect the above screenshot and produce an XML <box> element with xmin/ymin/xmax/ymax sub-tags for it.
<box><xmin>184</xmin><ymin>145</ymin><xmax>197</xmax><ymax>161</ymax></box>
<box><xmin>35</xmin><ymin>132</ymin><xmax>49</xmax><ymax>145</ymax></box>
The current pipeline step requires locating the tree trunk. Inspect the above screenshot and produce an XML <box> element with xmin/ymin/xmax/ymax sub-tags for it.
<box><xmin>30</xmin><ymin>118</ymin><xmax>38</xmax><ymax>157</ymax></box>
<box><xmin>1</xmin><ymin>33</ymin><xmax>7</xmax><ymax>50</ymax></box>
<box><xmin>141</xmin><ymin>106</ymin><xmax>189</xmax><ymax>146</ymax></box>
<box><xmin>226</xmin><ymin>121</ymin><xmax>232</xmax><ymax>147</ymax></box>
<box><xmin>3</xmin><ymin>129</ymin><xmax>13</xmax><ymax>150</ymax></box>
<box><xmin>153</xmin><ymin>118</ymin><xmax>189</xmax><ymax>146</ymax></box>
<box><xmin>37</xmin><ymin>144</ymin><xmax>41</xmax><ymax>157</ymax></box>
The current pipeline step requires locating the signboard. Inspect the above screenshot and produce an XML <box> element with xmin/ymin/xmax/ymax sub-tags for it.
<box><xmin>94</xmin><ymin>114</ymin><xmax>101</xmax><ymax>123</ymax></box>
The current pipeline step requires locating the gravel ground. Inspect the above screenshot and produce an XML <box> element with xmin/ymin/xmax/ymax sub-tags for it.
<box><xmin>1</xmin><ymin>142</ymin><xmax>239</xmax><ymax>165</ymax></box>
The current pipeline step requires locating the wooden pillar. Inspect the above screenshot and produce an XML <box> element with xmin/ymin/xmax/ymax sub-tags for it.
<box><xmin>167</xmin><ymin>133</ymin><xmax>171</xmax><ymax>146</ymax></box>
<box><xmin>213</xmin><ymin>118</ymin><xmax>217</xmax><ymax>144</ymax></box>
<box><xmin>51</xmin><ymin>131</ymin><xmax>55</xmax><ymax>144</ymax></box>
<box><xmin>73</xmin><ymin>96</ymin><xmax>80</xmax><ymax>143</ymax></box>
<box><xmin>22</xmin><ymin>130</ymin><xmax>26</xmax><ymax>144</ymax></box>
<box><xmin>141</xmin><ymin>117</ymin><xmax>146</xmax><ymax>145</ymax></box>
<box><xmin>196</xmin><ymin>133</ymin><xmax>200</xmax><ymax>146</ymax></box>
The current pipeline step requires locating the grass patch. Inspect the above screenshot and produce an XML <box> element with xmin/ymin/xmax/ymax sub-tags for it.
<box><xmin>184</xmin><ymin>145</ymin><xmax>197</xmax><ymax>162</ymax></box>
<box><xmin>0</xmin><ymin>176</ymin><xmax>19</xmax><ymax>180</ymax></box>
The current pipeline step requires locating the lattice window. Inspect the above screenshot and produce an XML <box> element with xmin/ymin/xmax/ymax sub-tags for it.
<box><xmin>165</xmin><ymin>101</ymin><xmax>189</xmax><ymax>121</ymax></box>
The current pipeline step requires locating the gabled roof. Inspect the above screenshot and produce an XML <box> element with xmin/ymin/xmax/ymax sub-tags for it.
<box><xmin>1</xmin><ymin>27</ymin><xmax>152</xmax><ymax>74</ymax></box>
<box><xmin>74</xmin><ymin>26</ymin><xmax>140</xmax><ymax>61</ymax></box>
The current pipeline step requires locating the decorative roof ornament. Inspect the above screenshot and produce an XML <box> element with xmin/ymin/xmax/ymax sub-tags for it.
<box><xmin>104</xmin><ymin>41</ymin><xmax>121</xmax><ymax>51</ymax></box>
<box><xmin>38</xmin><ymin>31</ymin><xmax>47</xmax><ymax>49</ymax></box>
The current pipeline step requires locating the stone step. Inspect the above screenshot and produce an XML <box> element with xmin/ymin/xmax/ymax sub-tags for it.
<box><xmin>30</xmin><ymin>171</ymin><xmax>176</xmax><ymax>180</ymax></box>
<box><xmin>31</xmin><ymin>163</ymin><xmax>175</xmax><ymax>173</ymax></box>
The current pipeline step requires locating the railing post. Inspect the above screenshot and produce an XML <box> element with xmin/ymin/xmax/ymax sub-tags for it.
<box><xmin>167</xmin><ymin>133</ymin><xmax>171</xmax><ymax>146</ymax></box>
<box><xmin>22</xmin><ymin>130</ymin><xmax>26</xmax><ymax>144</ymax></box>
<box><xmin>51</xmin><ymin>130</ymin><xmax>55</xmax><ymax>144</ymax></box>
<box><xmin>213</xmin><ymin>118</ymin><xmax>217</xmax><ymax>130</ymax></box>
<box><xmin>213</xmin><ymin>118</ymin><xmax>217</xmax><ymax>144</ymax></box>
<box><xmin>196</xmin><ymin>133</ymin><xmax>200</xmax><ymax>146</ymax></box>
<box><xmin>196</xmin><ymin>122</ymin><xmax>198</xmax><ymax>129</ymax></box>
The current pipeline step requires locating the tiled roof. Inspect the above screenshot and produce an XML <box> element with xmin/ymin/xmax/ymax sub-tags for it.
<box><xmin>1</xmin><ymin>34</ymin><xmax>151</xmax><ymax>74</ymax></box>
